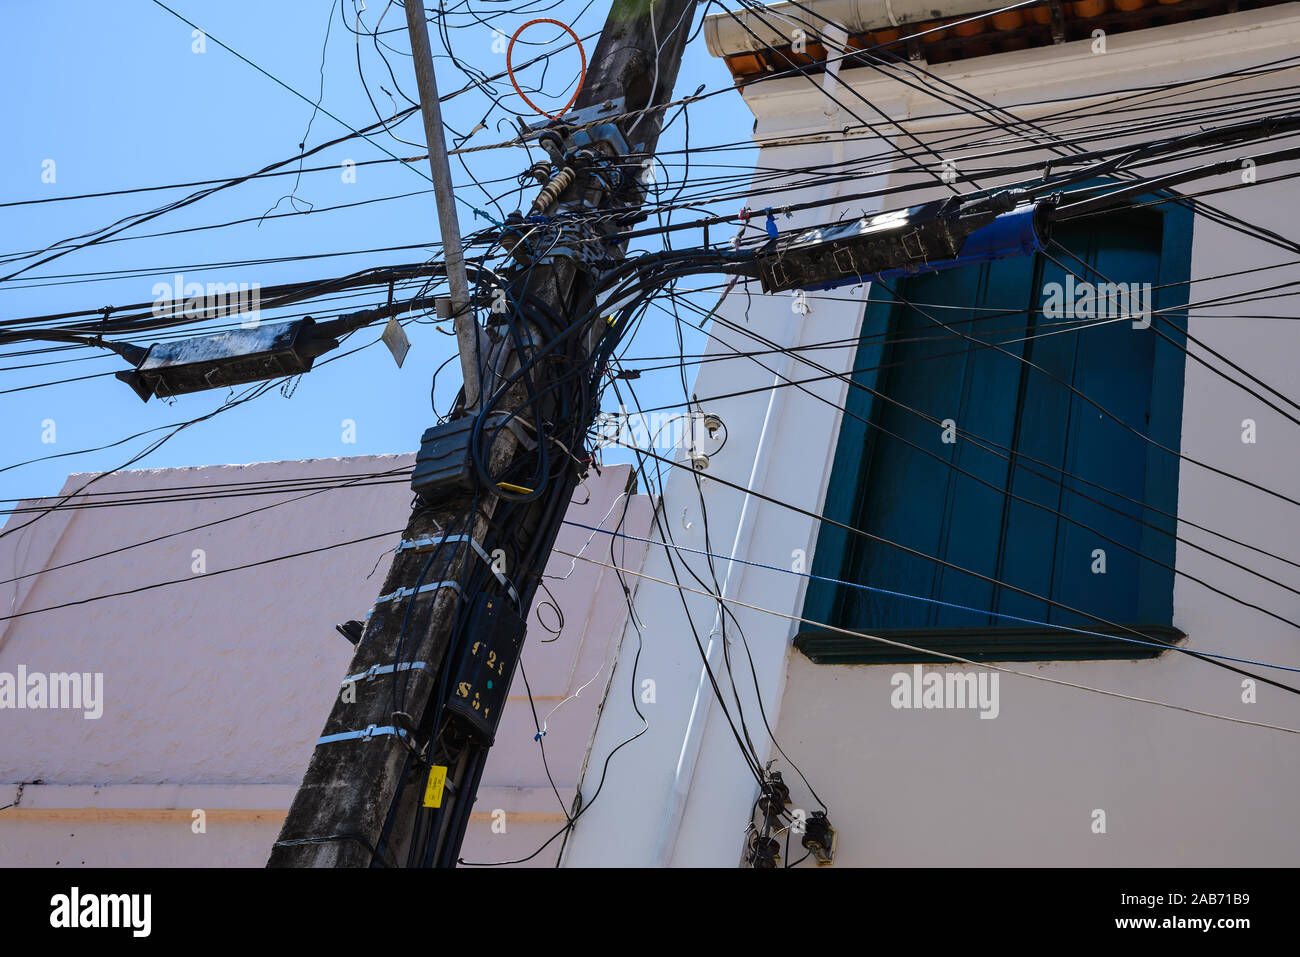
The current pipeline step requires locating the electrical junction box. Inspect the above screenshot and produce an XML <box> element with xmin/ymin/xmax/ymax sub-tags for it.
<box><xmin>755</xmin><ymin>198</ymin><xmax>963</xmax><ymax>293</ymax></box>
<box><xmin>754</xmin><ymin>195</ymin><xmax>1051</xmax><ymax>294</ymax></box>
<box><xmin>445</xmin><ymin>594</ymin><xmax>526</xmax><ymax>743</ymax></box>
<box><xmin>411</xmin><ymin>416</ymin><xmax>479</xmax><ymax>501</ymax></box>
<box><xmin>116</xmin><ymin>317</ymin><xmax>336</xmax><ymax>401</ymax></box>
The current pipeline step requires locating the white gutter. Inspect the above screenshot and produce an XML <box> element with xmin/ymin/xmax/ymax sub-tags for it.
<box><xmin>820</xmin><ymin>21</ymin><xmax>851</xmax><ymax>118</ymax></box>
<box><xmin>651</xmin><ymin>120</ymin><xmax>853</xmax><ymax>864</ymax></box>
<box><xmin>650</xmin><ymin>352</ymin><xmax>794</xmax><ymax>867</ymax></box>
<box><xmin>703</xmin><ymin>0</ymin><xmax>1005</xmax><ymax>57</ymax></box>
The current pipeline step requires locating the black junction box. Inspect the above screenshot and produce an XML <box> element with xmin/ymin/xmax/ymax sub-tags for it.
<box><xmin>411</xmin><ymin>416</ymin><xmax>478</xmax><ymax>501</ymax></box>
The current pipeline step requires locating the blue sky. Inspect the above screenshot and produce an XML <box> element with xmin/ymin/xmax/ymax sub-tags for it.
<box><xmin>0</xmin><ymin>0</ymin><xmax>754</xmax><ymax>508</ymax></box>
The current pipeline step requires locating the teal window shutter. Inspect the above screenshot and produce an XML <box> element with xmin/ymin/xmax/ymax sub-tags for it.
<box><xmin>798</xmin><ymin>198</ymin><xmax>1191</xmax><ymax>664</ymax></box>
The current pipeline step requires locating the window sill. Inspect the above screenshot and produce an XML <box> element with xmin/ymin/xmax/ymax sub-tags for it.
<box><xmin>793</xmin><ymin>624</ymin><xmax>1186</xmax><ymax>665</ymax></box>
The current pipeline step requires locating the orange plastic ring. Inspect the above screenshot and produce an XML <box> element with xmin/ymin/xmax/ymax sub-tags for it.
<box><xmin>505</xmin><ymin>18</ymin><xmax>587</xmax><ymax>120</ymax></box>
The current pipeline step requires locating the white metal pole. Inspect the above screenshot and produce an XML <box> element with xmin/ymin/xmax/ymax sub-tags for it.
<box><xmin>405</xmin><ymin>1</ymin><xmax>481</xmax><ymax>408</ymax></box>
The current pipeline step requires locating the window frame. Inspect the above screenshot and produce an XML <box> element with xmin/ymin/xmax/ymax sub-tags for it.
<box><xmin>796</xmin><ymin>185</ymin><xmax>1194</xmax><ymax>664</ymax></box>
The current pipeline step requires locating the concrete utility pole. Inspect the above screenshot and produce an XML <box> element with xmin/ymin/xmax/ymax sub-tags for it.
<box><xmin>270</xmin><ymin>0</ymin><xmax>699</xmax><ymax>867</ymax></box>
<box><xmin>403</xmin><ymin>0</ymin><xmax>481</xmax><ymax>408</ymax></box>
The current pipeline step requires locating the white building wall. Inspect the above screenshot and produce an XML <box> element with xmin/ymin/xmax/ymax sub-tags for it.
<box><xmin>564</xmin><ymin>4</ymin><xmax>1300</xmax><ymax>866</ymax></box>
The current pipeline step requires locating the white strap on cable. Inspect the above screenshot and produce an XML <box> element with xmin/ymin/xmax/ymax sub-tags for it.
<box><xmin>372</xmin><ymin>579</ymin><xmax>462</xmax><ymax>606</ymax></box>
<box><xmin>365</xmin><ymin>579</ymin><xmax>462</xmax><ymax>620</ymax></box>
<box><xmin>482</xmin><ymin>409</ymin><xmax>538</xmax><ymax>450</ymax></box>
<box><xmin>393</xmin><ymin>532</ymin><xmax>519</xmax><ymax>605</ymax></box>
<box><xmin>396</xmin><ymin>533</ymin><xmax>470</xmax><ymax>553</ymax></box>
<box><xmin>317</xmin><ymin>724</ymin><xmax>410</xmax><ymax>746</ymax></box>
<box><xmin>465</xmin><ymin>535</ymin><xmax>520</xmax><ymax>605</ymax></box>
<box><xmin>340</xmin><ymin>661</ymin><xmax>431</xmax><ymax>686</ymax></box>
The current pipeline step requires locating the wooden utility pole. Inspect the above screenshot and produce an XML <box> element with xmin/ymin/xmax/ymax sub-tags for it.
<box><xmin>270</xmin><ymin>0</ymin><xmax>698</xmax><ymax>868</ymax></box>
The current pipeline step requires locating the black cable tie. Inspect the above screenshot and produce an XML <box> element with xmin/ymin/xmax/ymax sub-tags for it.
<box><xmin>95</xmin><ymin>306</ymin><xmax>113</xmax><ymax>347</ymax></box>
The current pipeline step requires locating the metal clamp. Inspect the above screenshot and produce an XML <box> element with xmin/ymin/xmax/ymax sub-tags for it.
<box><xmin>366</xmin><ymin>579</ymin><xmax>462</xmax><ymax>621</ymax></box>
<box><xmin>373</xmin><ymin>579</ymin><xmax>462</xmax><ymax>605</ymax></box>
<box><xmin>340</xmin><ymin>661</ymin><xmax>431</xmax><ymax>686</ymax></box>
<box><xmin>464</xmin><ymin>536</ymin><xmax>520</xmax><ymax>606</ymax></box>
<box><xmin>526</xmin><ymin>97</ymin><xmax>630</xmax><ymax>155</ymax></box>
<box><xmin>397</xmin><ymin>533</ymin><xmax>470</xmax><ymax>554</ymax></box>
<box><xmin>392</xmin><ymin>532</ymin><xmax>520</xmax><ymax>606</ymax></box>
<box><xmin>481</xmin><ymin>410</ymin><xmax>539</xmax><ymax>451</ymax></box>
<box><xmin>317</xmin><ymin>724</ymin><xmax>410</xmax><ymax>746</ymax></box>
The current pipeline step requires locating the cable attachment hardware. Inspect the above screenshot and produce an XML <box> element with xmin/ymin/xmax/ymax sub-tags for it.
<box><xmin>747</xmin><ymin>832</ymin><xmax>781</xmax><ymax>869</ymax></box>
<box><xmin>525</xmin><ymin>160</ymin><xmax>553</xmax><ymax>185</ymax></box>
<box><xmin>316</xmin><ymin>724</ymin><xmax>411</xmax><ymax>746</ymax></box>
<box><xmin>339</xmin><ymin>661</ymin><xmax>432</xmax><ymax>687</ymax></box>
<box><xmin>529</xmin><ymin>166</ymin><xmax>576</xmax><ymax>216</ymax></box>
<box><xmin>801</xmin><ymin>810</ymin><xmax>837</xmax><ymax>865</ymax></box>
<box><xmin>758</xmin><ymin>770</ymin><xmax>791</xmax><ymax>818</ymax></box>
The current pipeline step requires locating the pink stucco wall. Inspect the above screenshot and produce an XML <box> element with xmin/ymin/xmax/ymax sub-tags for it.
<box><xmin>0</xmin><ymin>455</ymin><xmax>652</xmax><ymax>867</ymax></box>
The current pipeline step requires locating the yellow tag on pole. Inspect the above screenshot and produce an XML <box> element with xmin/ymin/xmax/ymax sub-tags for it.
<box><xmin>423</xmin><ymin>765</ymin><xmax>448</xmax><ymax>808</ymax></box>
